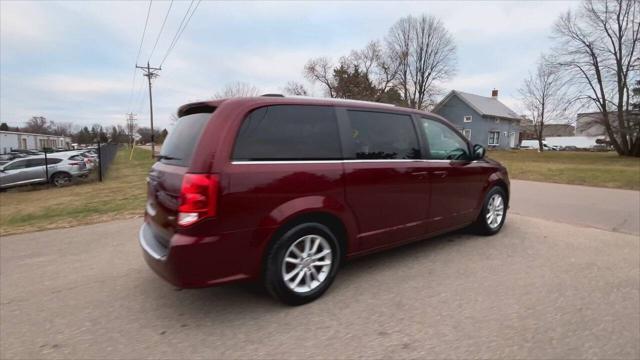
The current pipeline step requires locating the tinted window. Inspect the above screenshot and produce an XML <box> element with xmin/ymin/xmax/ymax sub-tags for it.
<box><xmin>47</xmin><ymin>158</ymin><xmax>63</xmax><ymax>164</ymax></box>
<box><xmin>160</xmin><ymin>112</ymin><xmax>212</xmax><ymax>166</ymax></box>
<box><xmin>347</xmin><ymin>111</ymin><xmax>420</xmax><ymax>160</ymax></box>
<box><xmin>4</xmin><ymin>160</ymin><xmax>27</xmax><ymax>170</ymax></box>
<box><xmin>27</xmin><ymin>158</ymin><xmax>46</xmax><ymax>167</ymax></box>
<box><xmin>68</xmin><ymin>155</ymin><xmax>84</xmax><ymax>161</ymax></box>
<box><xmin>233</xmin><ymin>105</ymin><xmax>341</xmax><ymax>161</ymax></box>
<box><xmin>420</xmin><ymin>118</ymin><xmax>469</xmax><ymax>160</ymax></box>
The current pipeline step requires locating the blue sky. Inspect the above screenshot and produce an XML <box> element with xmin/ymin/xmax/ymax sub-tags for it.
<box><xmin>1</xmin><ymin>0</ymin><xmax>577</xmax><ymax>130</ymax></box>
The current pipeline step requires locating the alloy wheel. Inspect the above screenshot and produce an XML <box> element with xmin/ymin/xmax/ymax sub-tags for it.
<box><xmin>281</xmin><ymin>235</ymin><xmax>332</xmax><ymax>293</ymax></box>
<box><xmin>486</xmin><ymin>193</ymin><xmax>504</xmax><ymax>229</ymax></box>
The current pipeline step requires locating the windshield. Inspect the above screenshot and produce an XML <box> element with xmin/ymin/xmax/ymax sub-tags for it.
<box><xmin>159</xmin><ymin>112</ymin><xmax>212</xmax><ymax>166</ymax></box>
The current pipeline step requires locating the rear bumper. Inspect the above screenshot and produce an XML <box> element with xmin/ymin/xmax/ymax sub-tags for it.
<box><xmin>139</xmin><ymin>221</ymin><xmax>271</xmax><ymax>288</ymax></box>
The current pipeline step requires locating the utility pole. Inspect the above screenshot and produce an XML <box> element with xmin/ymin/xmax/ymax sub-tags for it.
<box><xmin>126</xmin><ymin>112</ymin><xmax>137</xmax><ymax>148</ymax></box>
<box><xmin>136</xmin><ymin>61</ymin><xmax>161</xmax><ymax>158</ymax></box>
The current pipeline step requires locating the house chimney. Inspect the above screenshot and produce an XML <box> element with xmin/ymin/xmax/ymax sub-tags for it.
<box><xmin>491</xmin><ymin>89</ymin><xmax>498</xmax><ymax>99</ymax></box>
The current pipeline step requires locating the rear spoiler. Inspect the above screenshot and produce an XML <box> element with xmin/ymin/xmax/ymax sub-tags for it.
<box><xmin>177</xmin><ymin>102</ymin><xmax>218</xmax><ymax>117</ymax></box>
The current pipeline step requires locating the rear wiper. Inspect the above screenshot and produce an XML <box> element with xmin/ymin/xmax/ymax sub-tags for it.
<box><xmin>157</xmin><ymin>155</ymin><xmax>181</xmax><ymax>161</ymax></box>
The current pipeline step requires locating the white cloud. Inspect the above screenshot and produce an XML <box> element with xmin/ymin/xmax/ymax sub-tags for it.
<box><xmin>1</xmin><ymin>0</ymin><xmax>579</xmax><ymax>129</ymax></box>
<box><xmin>0</xmin><ymin>2</ymin><xmax>55</xmax><ymax>50</ymax></box>
<box><xmin>39</xmin><ymin>75</ymin><xmax>129</xmax><ymax>95</ymax></box>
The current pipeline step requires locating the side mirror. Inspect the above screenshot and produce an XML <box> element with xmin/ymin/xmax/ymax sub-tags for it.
<box><xmin>472</xmin><ymin>144</ymin><xmax>486</xmax><ymax>160</ymax></box>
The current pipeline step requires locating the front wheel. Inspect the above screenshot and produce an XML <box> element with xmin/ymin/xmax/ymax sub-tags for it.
<box><xmin>264</xmin><ymin>223</ymin><xmax>341</xmax><ymax>306</ymax></box>
<box><xmin>473</xmin><ymin>186</ymin><xmax>507</xmax><ymax>235</ymax></box>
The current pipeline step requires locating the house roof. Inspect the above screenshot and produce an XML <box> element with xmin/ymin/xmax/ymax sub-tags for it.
<box><xmin>434</xmin><ymin>90</ymin><xmax>520</xmax><ymax>120</ymax></box>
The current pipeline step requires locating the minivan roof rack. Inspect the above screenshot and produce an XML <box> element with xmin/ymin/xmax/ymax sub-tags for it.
<box><xmin>261</xmin><ymin>93</ymin><xmax>285</xmax><ymax>97</ymax></box>
<box><xmin>288</xmin><ymin>96</ymin><xmax>397</xmax><ymax>107</ymax></box>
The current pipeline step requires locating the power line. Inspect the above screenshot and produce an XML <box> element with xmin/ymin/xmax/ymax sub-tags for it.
<box><xmin>135</xmin><ymin>0</ymin><xmax>153</xmax><ymax>66</ymax></box>
<box><xmin>160</xmin><ymin>0</ymin><xmax>201</xmax><ymax>67</ymax></box>
<box><xmin>127</xmin><ymin>0</ymin><xmax>153</xmax><ymax>113</ymax></box>
<box><xmin>147</xmin><ymin>0</ymin><xmax>174</xmax><ymax>63</ymax></box>
<box><xmin>159</xmin><ymin>0</ymin><xmax>194</xmax><ymax>67</ymax></box>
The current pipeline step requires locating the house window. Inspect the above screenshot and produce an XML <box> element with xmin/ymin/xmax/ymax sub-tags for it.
<box><xmin>488</xmin><ymin>131</ymin><xmax>500</xmax><ymax>146</ymax></box>
<box><xmin>495</xmin><ymin>118</ymin><xmax>500</xmax><ymax>124</ymax></box>
<box><xmin>463</xmin><ymin>129</ymin><xmax>471</xmax><ymax>140</ymax></box>
<box><xmin>463</xmin><ymin>115</ymin><xmax>472</xmax><ymax>123</ymax></box>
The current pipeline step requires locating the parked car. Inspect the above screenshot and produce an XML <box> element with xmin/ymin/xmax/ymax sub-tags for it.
<box><xmin>139</xmin><ymin>96</ymin><xmax>510</xmax><ymax>305</ymax></box>
<box><xmin>519</xmin><ymin>140</ymin><xmax>559</xmax><ymax>151</ymax></box>
<box><xmin>0</xmin><ymin>154</ymin><xmax>89</xmax><ymax>189</ymax></box>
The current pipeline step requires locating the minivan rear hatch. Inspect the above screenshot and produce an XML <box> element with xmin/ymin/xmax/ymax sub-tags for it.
<box><xmin>145</xmin><ymin>110</ymin><xmax>214</xmax><ymax>247</ymax></box>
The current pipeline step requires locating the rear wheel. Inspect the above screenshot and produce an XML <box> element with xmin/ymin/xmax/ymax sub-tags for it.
<box><xmin>51</xmin><ymin>172</ymin><xmax>72</xmax><ymax>187</ymax></box>
<box><xmin>473</xmin><ymin>186</ymin><xmax>507</xmax><ymax>235</ymax></box>
<box><xmin>264</xmin><ymin>223</ymin><xmax>340</xmax><ymax>305</ymax></box>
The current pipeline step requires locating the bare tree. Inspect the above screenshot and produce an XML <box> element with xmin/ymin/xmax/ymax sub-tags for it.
<box><xmin>283</xmin><ymin>81</ymin><xmax>309</xmax><ymax>96</ymax></box>
<box><xmin>346</xmin><ymin>41</ymin><xmax>401</xmax><ymax>101</ymax></box>
<box><xmin>24</xmin><ymin>116</ymin><xmax>49</xmax><ymax>134</ymax></box>
<box><xmin>49</xmin><ymin>121</ymin><xmax>73</xmax><ymax>136</ymax></box>
<box><xmin>386</xmin><ymin>15</ymin><xmax>457</xmax><ymax>110</ymax></box>
<box><xmin>553</xmin><ymin>0</ymin><xmax>640</xmax><ymax>156</ymax></box>
<box><xmin>519</xmin><ymin>56</ymin><xmax>571</xmax><ymax>152</ymax></box>
<box><xmin>213</xmin><ymin>82</ymin><xmax>261</xmax><ymax>99</ymax></box>
<box><xmin>304</xmin><ymin>57</ymin><xmax>336</xmax><ymax>98</ymax></box>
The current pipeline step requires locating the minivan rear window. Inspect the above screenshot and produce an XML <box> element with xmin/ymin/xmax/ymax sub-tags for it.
<box><xmin>232</xmin><ymin>105</ymin><xmax>341</xmax><ymax>161</ymax></box>
<box><xmin>159</xmin><ymin>113</ymin><xmax>212</xmax><ymax>166</ymax></box>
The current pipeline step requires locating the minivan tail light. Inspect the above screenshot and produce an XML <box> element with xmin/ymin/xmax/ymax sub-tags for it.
<box><xmin>177</xmin><ymin>173</ymin><xmax>219</xmax><ymax>227</ymax></box>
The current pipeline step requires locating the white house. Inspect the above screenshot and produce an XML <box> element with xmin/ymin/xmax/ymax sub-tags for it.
<box><xmin>0</xmin><ymin>131</ymin><xmax>72</xmax><ymax>153</ymax></box>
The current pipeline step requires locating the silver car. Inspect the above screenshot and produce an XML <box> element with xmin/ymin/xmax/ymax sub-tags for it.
<box><xmin>0</xmin><ymin>154</ymin><xmax>89</xmax><ymax>189</ymax></box>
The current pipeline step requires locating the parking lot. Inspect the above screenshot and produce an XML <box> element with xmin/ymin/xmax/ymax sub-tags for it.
<box><xmin>1</xmin><ymin>182</ymin><xmax>639</xmax><ymax>359</ymax></box>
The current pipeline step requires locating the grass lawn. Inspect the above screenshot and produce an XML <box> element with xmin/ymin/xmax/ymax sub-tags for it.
<box><xmin>0</xmin><ymin>147</ymin><xmax>155</xmax><ymax>236</ymax></box>
<box><xmin>1</xmin><ymin>147</ymin><xmax>638</xmax><ymax>236</ymax></box>
<box><xmin>488</xmin><ymin>150</ymin><xmax>640</xmax><ymax>190</ymax></box>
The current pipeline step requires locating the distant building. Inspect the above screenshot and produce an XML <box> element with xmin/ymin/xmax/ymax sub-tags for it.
<box><xmin>520</xmin><ymin>124</ymin><xmax>576</xmax><ymax>140</ymax></box>
<box><xmin>0</xmin><ymin>131</ymin><xmax>72</xmax><ymax>153</ymax></box>
<box><xmin>433</xmin><ymin>89</ymin><xmax>521</xmax><ymax>149</ymax></box>
<box><xmin>576</xmin><ymin>111</ymin><xmax>640</xmax><ymax>137</ymax></box>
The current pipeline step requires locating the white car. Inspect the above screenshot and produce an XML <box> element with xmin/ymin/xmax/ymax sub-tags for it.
<box><xmin>520</xmin><ymin>140</ymin><xmax>559</xmax><ymax>151</ymax></box>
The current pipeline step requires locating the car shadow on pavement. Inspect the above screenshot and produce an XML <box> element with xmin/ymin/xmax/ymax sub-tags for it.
<box><xmin>135</xmin><ymin>225</ymin><xmax>499</xmax><ymax>326</ymax></box>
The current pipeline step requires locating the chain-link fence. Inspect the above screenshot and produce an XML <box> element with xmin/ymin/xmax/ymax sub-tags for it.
<box><xmin>0</xmin><ymin>143</ymin><xmax>121</xmax><ymax>191</ymax></box>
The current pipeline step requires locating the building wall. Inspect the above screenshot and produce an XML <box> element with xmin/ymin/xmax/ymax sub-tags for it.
<box><xmin>434</xmin><ymin>95</ymin><xmax>519</xmax><ymax>149</ymax></box>
<box><xmin>0</xmin><ymin>133</ymin><xmax>19</xmax><ymax>153</ymax></box>
<box><xmin>0</xmin><ymin>131</ymin><xmax>71</xmax><ymax>152</ymax></box>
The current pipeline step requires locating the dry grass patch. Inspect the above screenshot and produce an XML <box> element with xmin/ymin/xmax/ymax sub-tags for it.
<box><xmin>0</xmin><ymin>147</ymin><xmax>155</xmax><ymax>236</ymax></box>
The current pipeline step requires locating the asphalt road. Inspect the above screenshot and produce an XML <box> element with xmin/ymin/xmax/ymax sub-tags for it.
<box><xmin>2</xmin><ymin>210</ymin><xmax>639</xmax><ymax>359</ymax></box>
<box><xmin>511</xmin><ymin>180</ymin><xmax>640</xmax><ymax>235</ymax></box>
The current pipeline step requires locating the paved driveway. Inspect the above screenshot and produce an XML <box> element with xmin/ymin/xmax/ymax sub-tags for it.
<box><xmin>1</xmin><ymin>213</ymin><xmax>638</xmax><ymax>359</ymax></box>
<box><xmin>510</xmin><ymin>180</ymin><xmax>640</xmax><ymax>235</ymax></box>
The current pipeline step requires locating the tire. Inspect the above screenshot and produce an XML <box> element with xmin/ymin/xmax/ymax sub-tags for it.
<box><xmin>264</xmin><ymin>223</ymin><xmax>341</xmax><ymax>306</ymax></box>
<box><xmin>51</xmin><ymin>172</ymin><xmax>72</xmax><ymax>187</ymax></box>
<box><xmin>472</xmin><ymin>186</ymin><xmax>507</xmax><ymax>235</ymax></box>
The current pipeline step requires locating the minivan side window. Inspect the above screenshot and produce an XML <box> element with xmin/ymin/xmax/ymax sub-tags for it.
<box><xmin>420</xmin><ymin>118</ymin><xmax>470</xmax><ymax>160</ymax></box>
<box><xmin>233</xmin><ymin>105</ymin><xmax>341</xmax><ymax>161</ymax></box>
<box><xmin>347</xmin><ymin>111</ymin><xmax>420</xmax><ymax>160</ymax></box>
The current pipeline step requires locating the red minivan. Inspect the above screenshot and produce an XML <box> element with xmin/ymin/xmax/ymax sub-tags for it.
<box><xmin>140</xmin><ymin>96</ymin><xmax>509</xmax><ymax>305</ymax></box>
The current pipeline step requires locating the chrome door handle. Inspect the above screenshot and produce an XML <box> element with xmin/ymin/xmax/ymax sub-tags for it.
<box><xmin>432</xmin><ymin>171</ymin><xmax>448</xmax><ymax>178</ymax></box>
<box><xmin>411</xmin><ymin>171</ymin><xmax>429</xmax><ymax>176</ymax></box>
